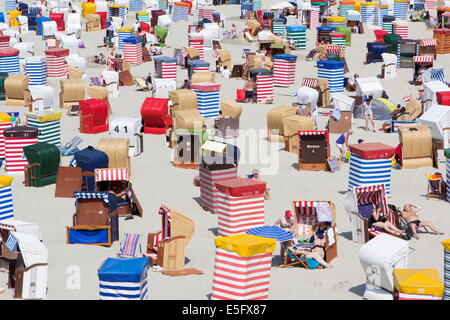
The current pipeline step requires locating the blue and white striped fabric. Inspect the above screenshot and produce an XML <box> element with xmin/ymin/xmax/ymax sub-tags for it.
<box><xmin>98</xmin><ymin>257</ymin><xmax>149</xmax><ymax>300</ymax></box>
<box><xmin>69</xmin><ymin>157</ymin><xmax>77</xmax><ymax>167</ymax></box>
<box><xmin>444</xmin><ymin>248</ymin><xmax>449</xmax><ymax>300</ymax></box>
<box><xmin>0</xmin><ymin>54</ymin><xmax>20</xmax><ymax>75</ymax></box>
<box><xmin>361</xmin><ymin>5</ymin><xmax>376</xmax><ymax>24</ymax></box>
<box><xmin>446</xmin><ymin>157</ymin><xmax>450</xmax><ymax>202</ymax></box>
<box><xmin>172</xmin><ymin>4</ymin><xmax>189</xmax><ymax>22</ymax></box>
<box><xmin>346</xmin><ymin>11</ymin><xmax>361</xmax><ymax>22</ymax></box>
<box><xmin>118</xmin><ymin>30</ymin><xmax>133</xmax><ymax>52</ymax></box>
<box><xmin>99</xmin><ymin>277</ymin><xmax>148</xmax><ymax>300</ymax></box>
<box><xmin>245</xmin><ymin>226</ymin><xmax>293</xmax><ymax>242</ymax></box>
<box><xmin>394</xmin><ymin>1</ymin><xmax>408</xmax><ymax>20</ymax></box>
<box><xmin>74</xmin><ymin>191</ymin><xmax>109</xmax><ymax>203</ymax></box>
<box><xmin>376</xmin><ymin>7</ymin><xmax>389</xmax><ymax>26</ymax></box>
<box><xmin>193</xmin><ymin>89</ymin><xmax>220</xmax><ymax>118</ymax></box>
<box><xmin>0</xmin><ymin>186</ymin><xmax>14</xmax><ymax>221</ymax></box>
<box><xmin>5</xmin><ymin>233</ymin><xmax>17</xmax><ymax>252</ymax></box>
<box><xmin>348</xmin><ymin>153</ymin><xmax>392</xmax><ymax>195</ymax></box>
<box><xmin>129</xmin><ymin>0</ymin><xmax>143</xmax><ymax>11</ymax></box>
<box><xmin>317</xmin><ymin>61</ymin><xmax>345</xmax><ymax>93</ymax></box>
<box><xmin>6</xmin><ymin>0</ymin><xmax>17</xmax><ymax>12</ymax></box>
<box><xmin>27</xmin><ymin>118</ymin><xmax>61</xmax><ymax>146</ymax></box>
<box><xmin>25</xmin><ymin>56</ymin><xmax>47</xmax><ymax>86</ymax></box>
<box><xmin>430</xmin><ymin>68</ymin><xmax>446</xmax><ymax>83</ymax></box>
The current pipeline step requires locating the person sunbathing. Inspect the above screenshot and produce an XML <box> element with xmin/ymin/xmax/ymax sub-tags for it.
<box><xmin>401</xmin><ymin>204</ymin><xmax>444</xmax><ymax>239</ymax></box>
<box><xmin>290</xmin><ymin>223</ymin><xmax>333</xmax><ymax>269</ymax></box>
<box><xmin>369</xmin><ymin>203</ymin><xmax>404</xmax><ymax>237</ymax></box>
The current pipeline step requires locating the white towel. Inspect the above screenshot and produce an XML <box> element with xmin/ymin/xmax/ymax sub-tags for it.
<box><xmin>327</xmin><ymin>228</ymin><xmax>335</xmax><ymax>247</ymax></box>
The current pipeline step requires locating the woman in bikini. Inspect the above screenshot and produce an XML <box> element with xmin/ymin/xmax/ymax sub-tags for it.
<box><xmin>401</xmin><ymin>204</ymin><xmax>444</xmax><ymax>240</ymax></box>
<box><xmin>369</xmin><ymin>203</ymin><xmax>404</xmax><ymax>236</ymax></box>
<box><xmin>290</xmin><ymin>222</ymin><xmax>334</xmax><ymax>269</ymax></box>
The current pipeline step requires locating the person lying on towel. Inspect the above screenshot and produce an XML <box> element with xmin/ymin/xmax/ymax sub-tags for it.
<box><xmin>400</xmin><ymin>204</ymin><xmax>444</xmax><ymax>240</ymax></box>
<box><xmin>369</xmin><ymin>203</ymin><xmax>404</xmax><ymax>237</ymax></box>
<box><xmin>289</xmin><ymin>222</ymin><xmax>334</xmax><ymax>269</ymax></box>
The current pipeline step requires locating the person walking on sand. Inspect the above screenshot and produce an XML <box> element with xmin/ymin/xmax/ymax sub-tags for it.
<box><xmin>336</xmin><ymin>129</ymin><xmax>352</xmax><ymax>162</ymax></box>
<box><xmin>362</xmin><ymin>95</ymin><xmax>376</xmax><ymax>132</ymax></box>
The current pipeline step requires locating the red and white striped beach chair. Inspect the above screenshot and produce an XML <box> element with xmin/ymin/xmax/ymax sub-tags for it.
<box><xmin>292</xmin><ymin>200</ymin><xmax>338</xmax><ymax>263</ymax></box>
<box><xmin>118</xmin><ymin>233</ymin><xmax>142</xmax><ymax>258</ymax></box>
<box><xmin>348</xmin><ymin>184</ymin><xmax>399</xmax><ymax>243</ymax></box>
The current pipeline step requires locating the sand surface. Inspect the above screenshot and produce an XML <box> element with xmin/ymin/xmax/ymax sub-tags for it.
<box><xmin>0</xmin><ymin>0</ymin><xmax>449</xmax><ymax>300</ymax></box>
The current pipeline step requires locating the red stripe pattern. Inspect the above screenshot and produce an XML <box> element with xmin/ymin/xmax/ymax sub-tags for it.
<box><xmin>354</xmin><ymin>184</ymin><xmax>392</xmax><ymax>224</ymax></box>
<box><xmin>199</xmin><ymin>166</ymin><xmax>238</xmax><ymax>214</ymax></box>
<box><xmin>273</xmin><ymin>59</ymin><xmax>296</xmax><ymax>87</ymax></box>
<box><xmin>294</xmin><ymin>201</ymin><xmax>318</xmax><ymax>225</ymax></box>
<box><xmin>413</xmin><ymin>55</ymin><xmax>433</xmax><ymax>63</ymax></box>
<box><xmin>5</xmin><ymin>137</ymin><xmax>38</xmax><ymax>172</ymax></box>
<box><xmin>188</xmin><ymin>37</ymin><xmax>204</xmax><ymax>60</ymax></box>
<box><xmin>325</xmin><ymin>45</ymin><xmax>342</xmax><ymax>55</ymax></box>
<box><xmin>193</xmin><ymin>66</ymin><xmax>209</xmax><ymax>74</ymax></box>
<box><xmin>0</xmin><ymin>122</ymin><xmax>12</xmax><ymax>159</ymax></box>
<box><xmin>256</xmin><ymin>75</ymin><xmax>273</xmax><ymax>103</ymax></box>
<box><xmin>161</xmin><ymin>62</ymin><xmax>177</xmax><ymax>79</ymax></box>
<box><xmin>211</xmin><ymin>248</ymin><xmax>273</xmax><ymax>300</ymax></box>
<box><xmin>216</xmin><ymin>191</ymin><xmax>265</xmax><ymax>237</ymax></box>
<box><xmin>198</xmin><ymin>8</ymin><xmax>214</xmax><ymax>21</ymax></box>
<box><xmin>393</xmin><ymin>25</ymin><xmax>408</xmax><ymax>39</ymax></box>
<box><xmin>46</xmin><ymin>56</ymin><xmax>68</xmax><ymax>78</ymax></box>
<box><xmin>310</xmin><ymin>9</ymin><xmax>320</xmax><ymax>29</ymax></box>
<box><xmin>301</xmin><ymin>78</ymin><xmax>318</xmax><ymax>88</ymax></box>
<box><xmin>95</xmin><ymin>168</ymin><xmax>129</xmax><ymax>182</ymax></box>
<box><xmin>420</xmin><ymin>39</ymin><xmax>436</xmax><ymax>46</ymax></box>
<box><xmin>123</xmin><ymin>42</ymin><xmax>142</xmax><ymax>65</ymax></box>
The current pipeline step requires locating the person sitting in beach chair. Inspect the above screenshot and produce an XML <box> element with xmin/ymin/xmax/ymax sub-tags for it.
<box><xmin>400</xmin><ymin>204</ymin><xmax>444</xmax><ymax>240</ymax></box>
<box><xmin>369</xmin><ymin>203</ymin><xmax>405</xmax><ymax>237</ymax></box>
<box><xmin>286</xmin><ymin>222</ymin><xmax>334</xmax><ymax>269</ymax></box>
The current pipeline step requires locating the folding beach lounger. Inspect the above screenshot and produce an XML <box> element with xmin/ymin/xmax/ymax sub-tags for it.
<box><xmin>118</xmin><ymin>233</ymin><xmax>142</xmax><ymax>258</ymax></box>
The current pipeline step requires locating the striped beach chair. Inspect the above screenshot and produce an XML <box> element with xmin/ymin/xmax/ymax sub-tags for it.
<box><xmin>118</xmin><ymin>233</ymin><xmax>142</xmax><ymax>258</ymax></box>
<box><xmin>348</xmin><ymin>184</ymin><xmax>400</xmax><ymax>243</ymax></box>
<box><xmin>60</xmin><ymin>136</ymin><xmax>83</xmax><ymax>156</ymax></box>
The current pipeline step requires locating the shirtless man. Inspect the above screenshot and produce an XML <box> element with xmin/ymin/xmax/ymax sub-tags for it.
<box><xmin>244</xmin><ymin>80</ymin><xmax>256</xmax><ymax>103</ymax></box>
<box><xmin>401</xmin><ymin>204</ymin><xmax>444</xmax><ymax>239</ymax></box>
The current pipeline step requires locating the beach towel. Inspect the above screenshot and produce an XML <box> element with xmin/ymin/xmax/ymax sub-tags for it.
<box><xmin>316</xmin><ymin>201</ymin><xmax>333</xmax><ymax>223</ymax></box>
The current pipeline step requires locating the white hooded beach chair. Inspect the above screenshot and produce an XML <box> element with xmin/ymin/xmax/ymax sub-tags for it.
<box><xmin>381</xmin><ymin>53</ymin><xmax>398</xmax><ymax>79</ymax></box>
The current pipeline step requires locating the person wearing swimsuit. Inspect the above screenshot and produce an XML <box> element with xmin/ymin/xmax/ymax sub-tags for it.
<box><xmin>369</xmin><ymin>203</ymin><xmax>404</xmax><ymax>236</ymax></box>
<box><xmin>401</xmin><ymin>204</ymin><xmax>444</xmax><ymax>240</ymax></box>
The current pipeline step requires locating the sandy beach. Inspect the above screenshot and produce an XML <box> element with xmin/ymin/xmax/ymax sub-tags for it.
<box><xmin>0</xmin><ymin>0</ymin><xmax>449</xmax><ymax>300</ymax></box>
